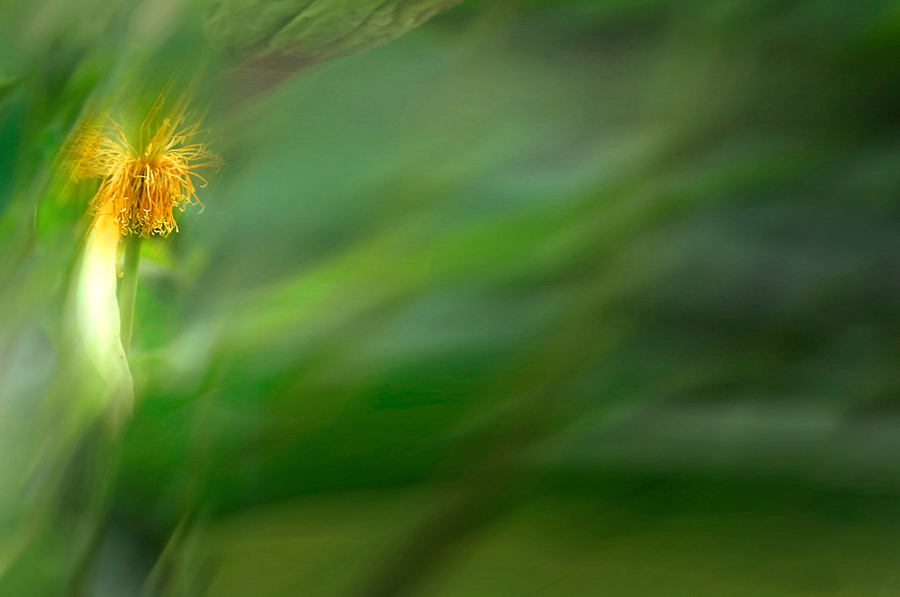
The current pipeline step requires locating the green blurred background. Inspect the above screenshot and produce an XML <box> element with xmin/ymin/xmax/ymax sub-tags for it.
<box><xmin>4</xmin><ymin>0</ymin><xmax>900</xmax><ymax>595</ymax></box>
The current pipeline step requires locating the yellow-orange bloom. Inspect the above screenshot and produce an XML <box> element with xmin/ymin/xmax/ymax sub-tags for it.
<box><xmin>72</xmin><ymin>102</ymin><xmax>220</xmax><ymax>237</ymax></box>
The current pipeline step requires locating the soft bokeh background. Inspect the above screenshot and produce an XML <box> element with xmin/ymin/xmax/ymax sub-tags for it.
<box><xmin>4</xmin><ymin>0</ymin><xmax>900</xmax><ymax>595</ymax></box>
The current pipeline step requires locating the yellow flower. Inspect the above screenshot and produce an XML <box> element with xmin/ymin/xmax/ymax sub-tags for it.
<box><xmin>72</xmin><ymin>97</ymin><xmax>221</xmax><ymax>237</ymax></box>
<box><xmin>67</xmin><ymin>96</ymin><xmax>220</xmax><ymax>416</ymax></box>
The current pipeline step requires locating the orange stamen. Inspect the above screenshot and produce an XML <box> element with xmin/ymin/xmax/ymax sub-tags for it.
<box><xmin>71</xmin><ymin>101</ymin><xmax>221</xmax><ymax>237</ymax></box>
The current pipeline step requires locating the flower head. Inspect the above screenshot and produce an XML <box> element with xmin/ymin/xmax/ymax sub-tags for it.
<box><xmin>72</xmin><ymin>97</ymin><xmax>221</xmax><ymax>237</ymax></box>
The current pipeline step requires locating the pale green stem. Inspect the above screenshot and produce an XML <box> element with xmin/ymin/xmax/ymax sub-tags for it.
<box><xmin>63</xmin><ymin>235</ymin><xmax>142</xmax><ymax>596</ymax></box>
<box><xmin>118</xmin><ymin>234</ymin><xmax>142</xmax><ymax>355</ymax></box>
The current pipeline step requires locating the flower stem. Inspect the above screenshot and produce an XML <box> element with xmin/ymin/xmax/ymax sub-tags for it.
<box><xmin>118</xmin><ymin>234</ymin><xmax>142</xmax><ymax>355</ymax></box>
<box><xmin>63</xmin><ymin>235</ymin><xmax>143</xmax><ymax>597</ymax></box>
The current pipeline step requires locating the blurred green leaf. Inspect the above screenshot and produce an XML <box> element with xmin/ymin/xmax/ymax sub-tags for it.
<box><xmin>204</xmin><ymin>0</ymin><xmax>465</xmax><ymax>63</ymax></box>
